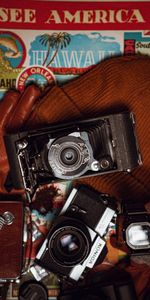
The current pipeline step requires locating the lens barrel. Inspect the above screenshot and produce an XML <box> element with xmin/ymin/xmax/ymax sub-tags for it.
<box><xmin>49</xmin><ymin>221</ymin><xmax>91</xmax><ymax>266</ymax></box>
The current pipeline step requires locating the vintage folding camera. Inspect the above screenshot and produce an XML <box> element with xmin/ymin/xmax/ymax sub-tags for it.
<box><xmin>34</xmin><ymin>185</ymin><xmax>116</xmax><ymax>282</ymax></box>
<box><xmin>117</xmin><ymin>199</ymin><xmax>150</xmax><ymax>255</ymax></box>
<box><xmin>0</xmin><ymin>200</ymin><xmax>24</xmax><ymax>281</ymax></box>
<box><xmin>4</xmin><ymin>111</ymin><xmax>141</xmax><ymax>196</ymax></box>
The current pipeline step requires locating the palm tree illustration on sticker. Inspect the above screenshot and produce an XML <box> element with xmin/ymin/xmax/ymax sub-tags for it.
<box><xmin>40</xmin><ymin>32</ymin><xmax>71</xmax><ymax>67</ymax></box>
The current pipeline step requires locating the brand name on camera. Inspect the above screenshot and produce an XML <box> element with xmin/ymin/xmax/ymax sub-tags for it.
<box><xmin>87</xmin><ymin>239</ymin><xmax>105</xmax><ymax>267</ymax></box>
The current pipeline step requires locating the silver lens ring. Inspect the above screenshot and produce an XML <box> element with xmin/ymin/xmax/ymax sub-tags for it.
<box><xmin>49</xmin><ymin>225</ymin><xmax>90</xmax><ymax>267</ymax></box>
<box><xmin>48</xmin><ymin>136</ymin><xmax>90</xmax><ymax>177</ymax></box>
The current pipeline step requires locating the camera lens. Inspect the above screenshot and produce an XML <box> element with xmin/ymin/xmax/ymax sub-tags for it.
<box><xmin>60</xmin><ymin>147</ymin><xmax>78</xmax><ymax>165</ymax></box>
<box><xmin>48</xmin><ymin>135</ymin><xmax>91</xmax><ymax>179</ymax></box>
<box><xmin>49</xmin><ymin>226</ymin><xmax>90</xmax><ymax>266</ymax></box>
<box><xmin>60</xmin><ymin>233</ymin><xmax>80</xmax><ymax>254</ymax></box>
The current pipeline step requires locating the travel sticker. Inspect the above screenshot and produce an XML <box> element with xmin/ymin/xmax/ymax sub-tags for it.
<box><xmin>16</xmin><ymin>65</ymin><xmax>55</xmax><ymax>91</ymax></box>
<box><xmin>29</xmin><ymin>31</ymin><xmax>123</xmax><ymax>83</ymax></box>
<box><xmin>124</xmin><ymin>32</ymin><xmax>150</xmax><ymax>55</ymax></box>
<box><xmin>0</xmin><ymin>31</ymin><xmax>26</xmax><ymax>92</ymax></box>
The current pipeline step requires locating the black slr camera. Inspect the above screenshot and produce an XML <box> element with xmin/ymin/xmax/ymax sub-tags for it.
<box><xmin>35</xmin><ymin>185</ymin><xmax>116</xmax><ymax>281</ymax></box>
<box><xmin>4</xmin><ymin>111</ymin><xmax>141</xmax><ymax>196</ymax></box>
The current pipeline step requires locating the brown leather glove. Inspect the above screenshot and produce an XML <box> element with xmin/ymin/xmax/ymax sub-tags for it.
<box><xmin>0</xmin><ymin>85</ymin><xmax>41</xmax><ymax>193</ymax></box>
<box><xmin>27</xmin><ymin>55</ymin><xmax>150</xmax><ymax>202</ymax></box>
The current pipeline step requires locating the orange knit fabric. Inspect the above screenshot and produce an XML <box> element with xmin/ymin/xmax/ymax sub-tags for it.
<box><xmin>28</xmin><ymin>55</ymin><xmax>150</xmax><ymax>202</ymax></box>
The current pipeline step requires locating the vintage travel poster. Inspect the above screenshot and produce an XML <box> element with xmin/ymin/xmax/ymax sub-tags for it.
<box><xmin>1</xmin><ymin>0</ymin><xmax>150</xmax><ymax>299</ymax></box>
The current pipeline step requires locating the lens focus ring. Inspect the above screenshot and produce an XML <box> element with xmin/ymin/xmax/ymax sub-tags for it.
<box><xmin>49</xmin><ymin>225</ymin><xmax>90</xmax><ymax>266</ymax></box>
<box><xmin>48</xmin><ymin>136</ymin><xmax>90</xmax><ymax>178</ymax></box>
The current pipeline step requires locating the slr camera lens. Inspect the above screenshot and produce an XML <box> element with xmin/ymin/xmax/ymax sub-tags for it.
<box><xmin>49</xmin><ymin>225</ymin><xmax>90</xmax><ymax>266</ymax></box>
